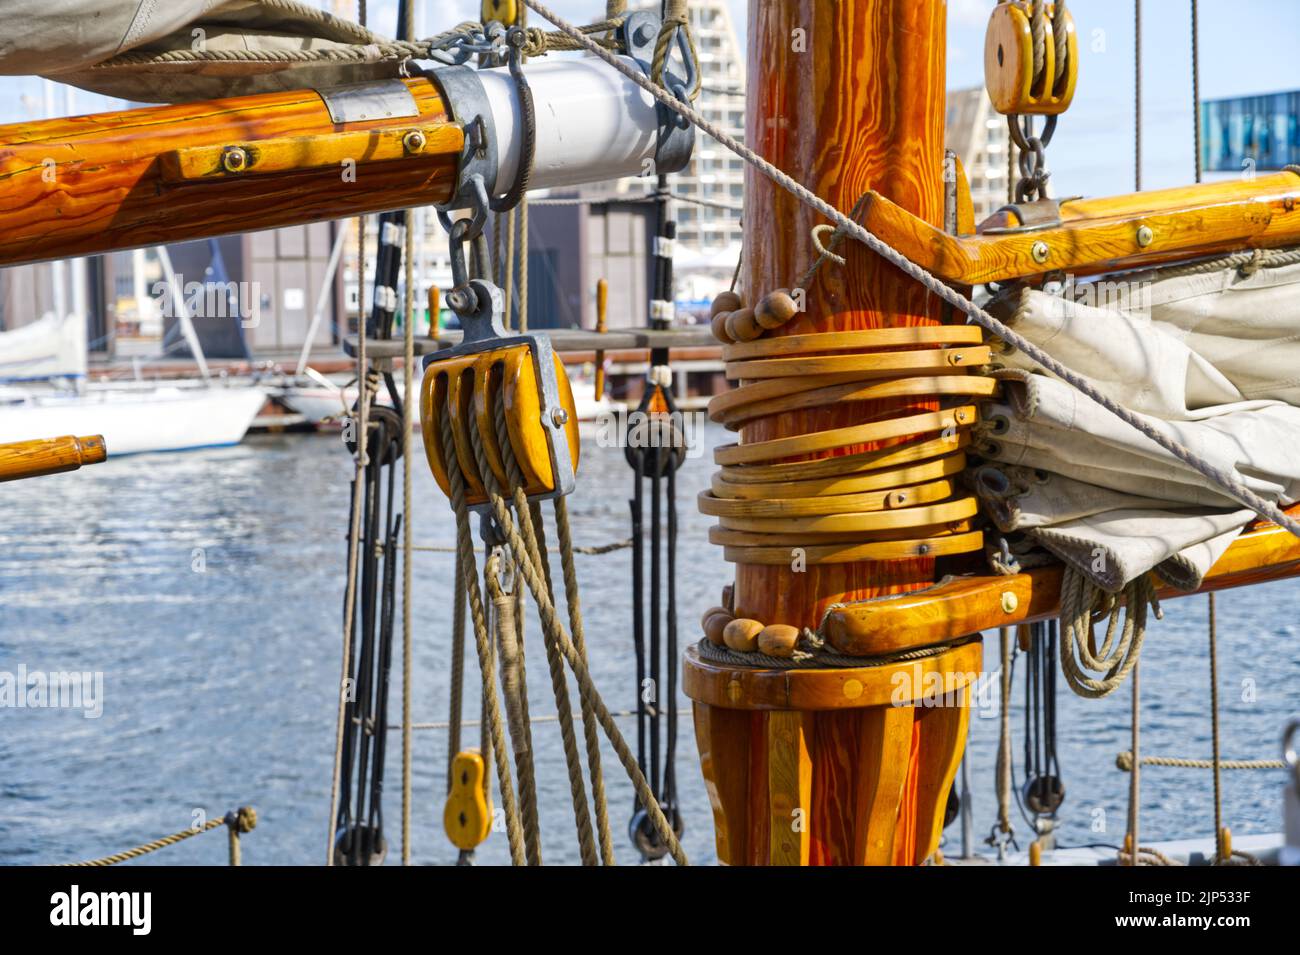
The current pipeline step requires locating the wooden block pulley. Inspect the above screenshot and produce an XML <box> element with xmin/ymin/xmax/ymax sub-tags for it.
<box><xmin>984</xmin><ymin>2</ymin><xmax>1078</xmax><ymax>116</ymax></box>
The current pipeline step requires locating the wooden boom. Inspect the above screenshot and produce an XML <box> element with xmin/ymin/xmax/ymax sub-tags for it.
<box><xmin>0</xmin><ymin>79</ymin><xmax>461</xmax><ymax>267</ymax></box>
<box><xmin>0</xmin><ymin>435</ymin><xmax>107</xmax><ymax>482</ymax></box>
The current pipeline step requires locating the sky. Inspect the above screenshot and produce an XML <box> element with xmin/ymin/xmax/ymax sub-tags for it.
<box><xmin>2</xmin><ymin>1</ymin><xmax>1298</xmax><ymax>200</ymax></box>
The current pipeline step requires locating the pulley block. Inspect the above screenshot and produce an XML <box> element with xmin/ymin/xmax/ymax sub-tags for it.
<box><xmin>443</xmin><ymin>749</ymin><xmax>494</xmax><ymax>852</ymax></box>
<box><xmin>984</xmin><ymin>2</ymin><xmax>1078</xmax><ymax>116</ymax></box>
<box><xmin>420</xmin><ymin>278</ymin><xmax>579</xmax><ymax>508</ymax></box>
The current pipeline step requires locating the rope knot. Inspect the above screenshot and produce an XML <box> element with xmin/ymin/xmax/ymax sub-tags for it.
<box><xmin>225</xmin><ymin>806</ymin><xmax>258</xmax><ymax>834</ymax></box>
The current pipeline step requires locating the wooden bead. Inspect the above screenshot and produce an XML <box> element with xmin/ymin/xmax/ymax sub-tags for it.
<box><xmin>710</xmin><ymin>290</ymin><xmax>743</xmax><ymax>318</ymax></box>
<box><xmin>703</xmin><ymin>612</ymin><xmax>733</xmax><ymax>647</ymax></box>
<box><xmin>699</xmin><ymin>606</ymin><xmax>730</xmax><ymax>630</ymax></box>
<box><xmin>754</xmin><ymin>290</ymin><xmax>798</xmax><ymax>329</ymax></box>
<box><xmin>722</xmin><ymin>618</ymin><xmax>763</xmax><ymax>653</ymax></box>
<box><xmin>757</xmin><ymin>624</ymin><xmax>800</xmax><ymax>657</ymax></box>
<box><xmin>711</xmin><ymin>311</ymin><xmax>733</xmax><ymax>343</ymax></box>
<box><xmin>725</xmin><ymin>307</ymin><xmax>761</xmax><ymax>343</ymax></box>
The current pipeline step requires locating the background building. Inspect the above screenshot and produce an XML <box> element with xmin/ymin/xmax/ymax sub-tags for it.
<box><xmin>946</xmin><ymin>86</ymin><xmax>1011</xmax><ymax>223</ymax></box>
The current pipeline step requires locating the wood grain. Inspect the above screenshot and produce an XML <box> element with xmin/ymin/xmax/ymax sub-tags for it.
<box><xmin>823</xmin><ymin>503</ymin><xmax>1300</xmax><ymax>655</ymax></box>
<box><xmin>0</xmin><ymin>435</ymin><xmax>107</xmax><ymax>482</ymax></box>
<box><xmin>0</xmin><ymin>78</ymin><xmax>459</xmax><ymax>267</ymax></box>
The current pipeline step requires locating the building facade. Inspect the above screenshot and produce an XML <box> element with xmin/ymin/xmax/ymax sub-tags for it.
<box><xmin>946</xmin><ymin>86</ymin><xmax>1012</xmax><ymax>224</ymax></box>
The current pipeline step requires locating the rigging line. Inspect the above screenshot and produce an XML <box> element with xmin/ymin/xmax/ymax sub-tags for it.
<box><xmin>1209</xmin><ymin>592</ymin><xmax>1224</xmax><ymax>863</ymax></box>
<box><xmin>521</xmin><ymin>0</ymin><xmax>1300</xmax><ymax>543</ymax></box>
<box><xmin>1135</xmin><ymin>0</ymin><xmax>1142</xmax><ymax>191</ymax></box>
<box><xmin>1191</xmin><ymin>0</ymin><xmax>1202</xmax><ymax>184</ymax></box>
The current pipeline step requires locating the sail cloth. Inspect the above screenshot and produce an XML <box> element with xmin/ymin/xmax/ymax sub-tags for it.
<box><xmin>0</xmin><ymin>0</ymin><xmax>400</xmax><ymax>102</ymax></box>
<box><xmin>974</xmin><ymin>253</ymin><xmax>1300</xmax><ymax>593</ymax></box>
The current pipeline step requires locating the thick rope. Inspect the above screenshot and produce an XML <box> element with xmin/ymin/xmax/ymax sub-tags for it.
<box><xmin>554</xmin><ymin>495</ymin><xmax>617</xmax><ymax>865</ymax></box>
<box><xmin>522</xmin><ymin>0</ymin><xmax>1300</xmax><ymax>543</ymax></box>
<box><xmin>996</xmin><ymin>627</ymin><xmax>1015</xmax><ymax>841</ymax></box>
<box><xmin>1116</xmin><ymin>752</ymin><xmax>1286</xmax><ymax>771</ymax></box>
<box><xmin>481</xmin><ymin>405</ymin><xmax>599</xmax><ymax>865</ymax></box>
<box><xmin>487</xmin><ymin>551</ymin><xmax>544</xmax><ymax>864</ymax></box>
<box><xmin>446</xmin><ymin>547</ymin><xmax>467</xmax><ymax>793</ymax></box>
<box><xmin>446</xmin><ymin>390</ymin><xmax>686</xmax><ymax>865</ymax></box>
<box><xmin>63</xmin><ymin>808</ymin><xmax>255</xmax><ymax>867</ymax></box>
<box><xmin>440</xmin><ymin>410</ymin><xmax>527</xmax><ymax>865</ymax></box>
<box><xmin>1059</xmin><ymin>568</ymin><xmax>1157</xmax><ymax>699</ymax></box>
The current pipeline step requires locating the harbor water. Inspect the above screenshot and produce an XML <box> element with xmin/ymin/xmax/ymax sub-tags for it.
<box><xmin>2</xmin><ymin>422</ymin><xmax>1297</xmax><ymax>865</ymax></box>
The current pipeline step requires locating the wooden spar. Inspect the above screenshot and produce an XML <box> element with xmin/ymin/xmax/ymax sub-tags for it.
<box><xmin>0</xmin><ymin>435</ymin><xmax>107</xmax><ymax>482</ymax></box>
<box><xmin>0</xmin><ymin>79</ymin><xmax>461</xmax><ymax>267</ymax></box>
<box><xmin>684</xmin><ymin>0</ymin><xmax>973</xmax><ymax>866</ymax></box>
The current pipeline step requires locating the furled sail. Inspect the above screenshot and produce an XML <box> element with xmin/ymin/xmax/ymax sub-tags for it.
<box><xmin>974</xmin><ymin>253</ymin><xmax>1300</xmax><ymax>592</ymax></box>
<box><xmin>0</xmin><ymin>0</ymin><xmax>400</xmax><ymax>102</ymax></box>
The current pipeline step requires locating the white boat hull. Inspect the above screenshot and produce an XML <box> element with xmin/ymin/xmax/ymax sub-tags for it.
<box><xmin>0</xmin><ymin>385</ymin><xmax>266</xmax><ymax>455</ymax></box>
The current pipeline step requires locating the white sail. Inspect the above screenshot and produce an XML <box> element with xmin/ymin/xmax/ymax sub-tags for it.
<box><xmin>0</xmin><ymin>311</ymin><xmax>86</xmax><ymax>382</ymax></box>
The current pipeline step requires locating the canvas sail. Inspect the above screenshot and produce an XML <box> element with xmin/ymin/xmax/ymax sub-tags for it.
<box><xmin>974</xmin><ymin>254</ymin><xmax>1300</xmax><ymax>592</ymax></box>
<box><xmin>0</xmin><ymin>0</ymin><xmax>398</xmax><ymax>102</ymax></box>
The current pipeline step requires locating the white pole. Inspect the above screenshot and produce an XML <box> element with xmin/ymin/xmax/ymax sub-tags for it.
<box><xmin>155</xmin><ymin>245</ymin><xmax>211</xmax><ymax>381</ymax></box>
<box><xmin>295</xmin><ymin>222</ymin><xmax>349</xmax><ymax>376</ymax></box>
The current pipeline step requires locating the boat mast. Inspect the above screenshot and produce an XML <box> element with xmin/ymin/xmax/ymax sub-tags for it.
<box><xmin>686</xmin><ymin>0</ymin><xmax>973</xmax><ymax>866</ymax></box>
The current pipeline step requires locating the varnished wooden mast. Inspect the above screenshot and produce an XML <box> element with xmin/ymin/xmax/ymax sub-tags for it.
<box><xmin>686</xmin><ymin>0</ymin><xmax>976</xmax><ymax>867</ymax></box>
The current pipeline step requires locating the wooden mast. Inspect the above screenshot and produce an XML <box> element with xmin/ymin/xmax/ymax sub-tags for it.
<box><xmin>685</xmin><ymin>0</ymin><xmax>978</xmax><ymax>865</ymax></box>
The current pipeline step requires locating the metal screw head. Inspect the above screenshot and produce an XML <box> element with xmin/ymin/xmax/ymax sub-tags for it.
<box><xmin>1031</xmin><ymin>241</ymin><xmax>1050</xmax><ymax>264</ymax></box>
<box><xmin>550</xmin><ymin>407</ymin><xmax>569</xmax><ymax>428</ymax></box>
<box><xmin>1136</xmin><ymin>225</ymin><xmax>1154</xmax><ymax>248</ymax></box>
<box><xmin>221</xmin><ymin>146</ymin><xmax>249</xmax><ymax>173</ymax></box>
<box><xmin>1001</xmin><ymin>591</ymin><xmax>1019</xmax><ymax>614</ymax></box>
<box><xmin>403</xmin><ymin>129</ymin><xmax>427</xmax><ymax>155</ymax></box>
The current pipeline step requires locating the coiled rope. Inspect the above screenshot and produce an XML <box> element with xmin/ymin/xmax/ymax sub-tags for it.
<box><xmin>521</xmin><ymin>0</ymin><xmax>1300</xmax><ymax>545</ymax></box>
<box><xmin>1058</xmin><ymin>568</ymin><xmax>1158</xmax><ymax>699</ymax></box>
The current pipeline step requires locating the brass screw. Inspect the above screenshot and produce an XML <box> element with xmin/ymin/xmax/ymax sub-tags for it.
<box><xmin>221</xmin><ymin>146</ymin><xmax>250</xmax><ymax>173</ymax></box>
<box><xmin>1031</xmin><ymin>241</ymin><xmax>1049</xmax><ymax>264</ymax></box>
<box><xmin>1001</xmin><ymin>591</ymin><xmax>1019</xmax><ymax>614</ymax></box>
<box><xmin>403</xmin><ymin>129</ymin><xmax>428</xmax><ymax>154</ymax></box>
<box><xmin>1136</xmin><ymin>225</ymin><xmax>1154</xmax><ymax>248</ymax></box>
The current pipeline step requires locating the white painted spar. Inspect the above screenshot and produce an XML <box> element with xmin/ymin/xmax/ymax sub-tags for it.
<box><xmin>0</xmin><ymin>384</ymin><xmax>266</xmax><ymax>455</ymax></box>
<box><xmin>478</xmin><ymin>57</ymin><xmax>661</xmax><ymax>194</ymax></box>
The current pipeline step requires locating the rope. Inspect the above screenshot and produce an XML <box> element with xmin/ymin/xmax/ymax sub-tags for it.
<box><xmin>400</xmin><ymin>205</ymin><xmax>415</xmax><ymax>867</ymax></box>
<box><xmin>486</xmin><ymin>402</ymin><xmax>599</xmax><ymax>865</ymax></box>
<box><xmin>440</xmin><ymin>409</ymin><xmax>527</xmax><ymax>865</ymax></box>
<box><xmin>521</xmin><ymin>0</ymin><xmax>1300</xmax><ymax>544</ymax></box>
<box><xmin>1135</xmin><ymin>0</ymin><xmax>1142</xmax><ymax>190</ymax></box>
<box><xmin>441</xmin><ymin>389</ymin><xmax>688</xmax><ymax>865</ymax></box>
<box><xmin>394</xmin><ymin>709</ymin><xmax>668</xmax><ymax>730</ymax></box>
<box><xmin>1116</xmin><ymin>752</ymin><xmax>1287</xmax><ymax>771</ymax></box>
<box><xmin>651</xmin><ymin>0</ymin><xmax>700</xmax><ymax>100</ymax></box>
<box><xmin>996</xmin><ymin>627</ymin><xmax>1015</xmax><ymax>842</ymax></box>
<box><xmin>1058</xmin><ymin>568</ymin><xmax>1158</xmax><ymax>699</ymax></box>
<box><xmin>1128</xmin><ymin>659</ymin><xmax>1141</xmax><ymax>866</ymax></box>
<box><xmin>1191</xmin><ymin>0</ymin><xmax>1202</xmax><ymax>183</ymax></box>
<box><xmin>1209</xmin><ymin>592</ymin><xmax>1224</xmax><ymax>864</ymax></box>
<box><xmin>63</xmin><ymin>808</ymin><xmax>256</xmax><ymax>867</ymax></box>
<box><xmin>412</xmin><ymin>539</ymin><xmax>632</xmax><ymax>554</ymax></box>
<box><xmin>326</xmin><ymin>213</ymin><xmax>371</xmax><ymax>866</ymax></box>
<box><xmin>446</xmin><ymin>547</ymin><xmax>467</xmax><ymax>792</ymax></box>
<box><xmin>694</xmin><ymin>635</ymin><xmax>958</xmax><ymax>671</ymax></box>
<box><xmin>487</xmin><ymin>551</ymin><xmax>544</xmax><ymax>864</ymax></box>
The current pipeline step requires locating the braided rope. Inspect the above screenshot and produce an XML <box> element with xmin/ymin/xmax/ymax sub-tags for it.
<box><xmin>444</xmin><ymin>389</ymin><xmax>687</xmax><ymax>865</ymax></box>
<box><xmin>63</xmin><ymin>808</ymin><xmax>255</xmax><ymax>867</ymax></box>
<box><xmin>522</xmin><ymin>0</ymin><xmax>1300</xmax><ymax>544</ymax></box>
<box><xmin>440</xmin><ymin>409</ymin><xmax>528</xmax><ymax>865</ymax></box>
<box><xmin>1116</xmin><ymin>752</ymin><xmax>1286</xmax><ymax>771</ymax></box>
<box><xmin>483</xmin><ymin>402</ymin><xmax>600</xmax><ymax>865</ymax></box>
<box><xmin>1059</xmin><ymin>569</ymin><xmax>1157</xmax><ymax>699</ymax></box>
